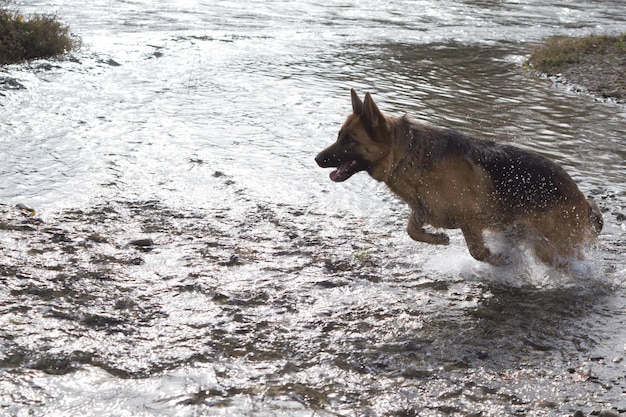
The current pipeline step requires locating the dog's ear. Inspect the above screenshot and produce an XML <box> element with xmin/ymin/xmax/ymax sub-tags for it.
<box><xmin>351</xmin><ymin>88</ymin><xmax>363</xmax><ymax>115</ymax></box>
<box><xmin>362</xmin><ymin>92</ymin><xmax>384</xmax><ymax>128</ymax></box>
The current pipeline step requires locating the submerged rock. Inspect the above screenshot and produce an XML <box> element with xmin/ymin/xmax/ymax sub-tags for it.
<box><xmin>129</xmin><ymin>238</ymin><xmax>154</xmax><ymax>247</ymax></box>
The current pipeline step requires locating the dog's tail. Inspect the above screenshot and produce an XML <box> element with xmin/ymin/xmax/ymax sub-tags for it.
<box><xmin>587</xmin><ymin>198</ymin><xmax>603</xmax><ymax>236</ymax></box>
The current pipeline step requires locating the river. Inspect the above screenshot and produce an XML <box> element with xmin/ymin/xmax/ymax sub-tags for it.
<box><xmin>1</xmin><ymin>0</ymin><xmax>625</xmax><ymax>416</ymax></box>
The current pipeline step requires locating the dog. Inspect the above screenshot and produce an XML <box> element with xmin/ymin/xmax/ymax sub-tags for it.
<box><xmin>315</xmin><ymin>89</ymin><xmax>603</xmax><ymax>267</ymax></box>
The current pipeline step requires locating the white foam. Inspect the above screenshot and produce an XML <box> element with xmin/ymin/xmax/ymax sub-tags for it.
<box><xmin>420</xmin><ymin>232</ymin><xmax>606</xmax><ymax>289</ymax></box>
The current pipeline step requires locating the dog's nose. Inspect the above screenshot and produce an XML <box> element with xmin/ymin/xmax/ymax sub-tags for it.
<box><xmin>315</xmin><ymin>152</ymin><xmax>328</xmax><ymax>167</ymax></box>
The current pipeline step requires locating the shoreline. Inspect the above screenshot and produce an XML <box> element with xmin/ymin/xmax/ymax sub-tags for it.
<box><xmin>526</xmin><ymin>33</ymin><xmax>626</xmax><ymax>104</ymax></box>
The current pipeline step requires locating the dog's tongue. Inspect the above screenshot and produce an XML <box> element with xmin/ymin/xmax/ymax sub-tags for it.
<box><xmin>330</xmin><ymin>161</ymin><xmax>354</xmax><ymax>182</ymax></box>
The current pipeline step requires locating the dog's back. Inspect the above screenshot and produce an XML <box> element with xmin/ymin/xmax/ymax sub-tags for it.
<box><xmin>428</xmin><ymin>125</ymin><xmax>584</xmax><ymax>214</ymax></box>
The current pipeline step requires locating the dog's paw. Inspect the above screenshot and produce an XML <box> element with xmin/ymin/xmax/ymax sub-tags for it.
<box><xmin>431</xmin><ymin>232</ymin><xmax>450</xmax><ymax>245</ymax></box>
<box><xmin>406</xmin><ymin>225</ymin><xmax>450</xmax><ymax>245</ymax></box>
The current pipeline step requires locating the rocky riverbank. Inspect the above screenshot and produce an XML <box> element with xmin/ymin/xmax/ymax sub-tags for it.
<box><xmin>527</xmin><ymin>33</ymin><xmax>626</xmax><ymax>103</ymax></box>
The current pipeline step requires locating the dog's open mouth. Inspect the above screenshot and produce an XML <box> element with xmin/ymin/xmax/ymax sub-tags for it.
<box><xmin>330</xmin><ymin>160</ymin><xmax>360</xmax><ymax>182</ymax></box>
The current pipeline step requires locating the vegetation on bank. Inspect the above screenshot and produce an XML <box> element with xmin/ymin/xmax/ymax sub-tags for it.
<box><xmin>528</xmin><ymin>33</ymin><xmax>626</xmax><ymax>73</ymax></box>
<box><xmin>0</xmin><ymin>3</ymin><xmax>79</xmax><ymax>65</ymax></box>
<box><xmin>527</xmin><ymin>32</ymin><xmax>626</xmax><ymax>102</ymax></box>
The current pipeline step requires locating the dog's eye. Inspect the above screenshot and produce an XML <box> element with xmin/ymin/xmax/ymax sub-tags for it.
<box><xmin>343</xmin><ymin>135</ymin><xmax>356</xmax><ymax>145</ymax></box>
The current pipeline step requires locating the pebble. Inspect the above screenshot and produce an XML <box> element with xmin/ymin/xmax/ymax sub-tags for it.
<box><xmin>219</xmin><ymin>254</ymin><xmax>240</xmax><ymax>267</ymax></box>
<box><xmin>88</xmin><ymin>233</ymin><xmax>107</xmax><ymax>243</ymax></box>
<box><xmin>15</xmin><ymin>203</ymin><xmax>36</xmax><ymax>217</ymax></box>
<box><xmin>599</xmin><ymin>411</ymin><xmax>620</xmax><ymax>417</ymax></box>
<box><xmin>129</xmin><ymin>238</ymin><xmax>154</xmax><ymax>247</ymax></box>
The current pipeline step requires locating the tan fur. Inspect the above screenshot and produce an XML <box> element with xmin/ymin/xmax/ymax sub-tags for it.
<box><xmin>316</xmin><ymin>89</ymin><xmax>602</xmax><ymax>267</ymax></box>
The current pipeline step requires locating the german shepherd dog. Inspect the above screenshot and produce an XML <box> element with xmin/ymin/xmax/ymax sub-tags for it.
<box><xmin>315</xmin><ymin>89</ymin><xmax>603</xmax><ymax>267</ymax></box>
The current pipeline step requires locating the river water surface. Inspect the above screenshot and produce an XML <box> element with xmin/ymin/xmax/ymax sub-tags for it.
<box><xmin>1</xmin><ymin>1</ymin><xmax>626</xmax><ymax>416</ymax></box>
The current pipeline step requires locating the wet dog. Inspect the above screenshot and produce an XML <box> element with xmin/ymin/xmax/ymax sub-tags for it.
<box><xmin>315</xmin><ymin>89</ymin><xmax>602</xmax><ymax>266</ymax></box>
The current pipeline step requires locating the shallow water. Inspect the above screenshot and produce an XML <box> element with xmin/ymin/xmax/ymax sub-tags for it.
<box><xmin>1</xmin><ymin>0</ymin><xmax>626</xmax><ymax>416</ymax></box>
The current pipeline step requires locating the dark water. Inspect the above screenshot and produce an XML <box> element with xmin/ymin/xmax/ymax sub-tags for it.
<box><xmin>1</xmin><ymin>1</ymin><xmax>625</xmax><ymax>416</ymax></box>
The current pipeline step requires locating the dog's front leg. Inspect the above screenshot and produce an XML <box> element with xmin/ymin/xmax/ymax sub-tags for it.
<box><xmin>407</xmin><ymin>211</ymin><xmax>449</xmax><ymax>245</ymax></box>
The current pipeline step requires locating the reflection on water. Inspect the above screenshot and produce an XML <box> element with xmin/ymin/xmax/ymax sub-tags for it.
<box><xmin>1</xmin><ymin>0</ymin><xmax>625</xmax><ymax>416</ymax></box>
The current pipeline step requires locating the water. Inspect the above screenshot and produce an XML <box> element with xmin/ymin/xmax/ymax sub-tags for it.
<box><xmin>1</xmin><ymin>0</ymin><xmax>625</xmax><ymax>416</ymax></box>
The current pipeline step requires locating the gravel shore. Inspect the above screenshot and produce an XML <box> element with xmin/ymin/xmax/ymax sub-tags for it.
<box><xmin>527</xmin><ymin>33</ymin><xmax>626</xmax><ymax>103</ymax></box>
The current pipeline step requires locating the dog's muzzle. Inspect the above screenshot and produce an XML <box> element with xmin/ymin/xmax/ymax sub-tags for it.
<box><xmin>315</xmin><ymin>151</ymin><xmax>334</xmax><ymax>168</ymax></box>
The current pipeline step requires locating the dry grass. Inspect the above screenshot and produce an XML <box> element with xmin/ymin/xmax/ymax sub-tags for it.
<box><xmin>527</xmin><ymin>33</ymin><xmax>626</xmax><ymax>75</ymax></box>
<box><xmin>0</xmin><ymin>5</ymin><xmax>80</xmax><ymax>65</ymax></box>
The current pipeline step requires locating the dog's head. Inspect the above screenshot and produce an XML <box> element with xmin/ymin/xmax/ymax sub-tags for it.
<box><xmin>315</xmin><ymin>89</ymin><xmax>392</xmax><ymax>182</ymax></box>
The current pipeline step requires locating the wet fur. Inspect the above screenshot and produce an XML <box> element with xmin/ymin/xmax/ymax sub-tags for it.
<box><xmin>316</xmin><ymin>89</ymin><xmax>603</xmax><ymax>267</ymax></box>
